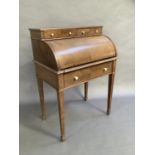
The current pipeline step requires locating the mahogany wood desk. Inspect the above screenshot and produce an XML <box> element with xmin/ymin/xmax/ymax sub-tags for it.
<box><xmin>29</xmin><ymin>26</ymin><xmax>117</xmax><ymax>141</ymax></box>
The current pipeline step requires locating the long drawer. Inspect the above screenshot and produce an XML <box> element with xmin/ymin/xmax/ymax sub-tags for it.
<box><xmin>63</xmin><ymin>61</ymin><xmax>113</xmax><ymax>88</ymax></box>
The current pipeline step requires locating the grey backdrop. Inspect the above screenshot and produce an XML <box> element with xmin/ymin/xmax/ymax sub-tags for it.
<box><xmin>20</xmin><ymin>0</ymin><xmax>134</xmax><ymax>103</ymax></box>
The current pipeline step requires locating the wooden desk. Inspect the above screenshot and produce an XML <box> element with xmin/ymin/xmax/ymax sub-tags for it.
<box><xmin>29</xmin><ymin>26</ymin><xmax>117</xmax><ymax>141</ymax></box>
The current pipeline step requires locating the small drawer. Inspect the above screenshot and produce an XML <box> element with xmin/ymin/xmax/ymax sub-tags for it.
<box><xmin>43</xmin><ymin>30</ymin><xmax>60</xmax><ymax>39</ymax></box>
<box><xmin>64</xmin><ymin>61</ymin><xmax>113</xmax><ymax>88</ymax></box>
<box><xmin>77</xmin><ymin>28</ymin><xmax>102</xmax><ymax>37</ymax></box>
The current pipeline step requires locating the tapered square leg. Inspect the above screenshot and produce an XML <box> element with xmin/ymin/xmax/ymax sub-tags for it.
<box><xmin>57</xmin><ymin>90</ymin><xmax>65</xmax><ymax>142</ymax></box>
<box><xmin>107</xmin><ymin>73</ymin><xmax>115</xmax><ymax>115</ymax></box>
<box><xmin>84</xmin><ymin>82</ymin><xmax>88</xmax><ymax>101</ymax></box>
<box><xmin>36</xmin><ymin>77</ymin><xmax>47</xmax><ymax>120</ymax></box>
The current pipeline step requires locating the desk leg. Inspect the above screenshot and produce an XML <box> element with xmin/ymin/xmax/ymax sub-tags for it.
<box><xmin>57</xmin><ymin>91</ymin><xmax>65</xmax><ymax>141</ymax></box>
<box><xmin>36</xmin><ymin>77</ymin><xmax>46</xmax><ymax>120</ymax></box>
<box><xmin>107</xmin><ymin>73</ymin><xmax>115</xmax><ymax>115</ymax></box>
<box><xmin>84</xmin><ymin>82</ymin><xmax>88</xmax><ymax>101</ymax></box>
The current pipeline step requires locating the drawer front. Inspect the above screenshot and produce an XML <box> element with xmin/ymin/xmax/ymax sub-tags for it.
<box><xmin>43</xmin><ymin>29</ymin><xmax>76</xmax><ymax>39</ymax></box>
<box><xmin>43</xmin><ymin>27</ymin><xmax>102</xmax><ymax>39</ymax></box>
<box><xmin>90</xmin><ymin>62</ymin><xmax>112</xmax><ymax>79</ymax></box>
<box><xmin>64</xmin><ymin>62</ymin><xmax>113</xmax><ymax>88</ymax></box>
<box><xmin>64</xmin><ymin>68</ymin><xmax>91</xmax><ymax>88</ymax></box>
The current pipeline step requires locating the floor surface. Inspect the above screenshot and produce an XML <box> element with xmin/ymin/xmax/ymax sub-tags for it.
<box><xmin>20</xmin><ymin>86</ymin><xmax>135</xmax><ymax>155</ymax></box>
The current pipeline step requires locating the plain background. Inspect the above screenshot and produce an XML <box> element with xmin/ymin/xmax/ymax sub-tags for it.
<box><xmin>19</xmin><ymin>0</ymin><xmax>134</xmax><ymax>103</ymax></box>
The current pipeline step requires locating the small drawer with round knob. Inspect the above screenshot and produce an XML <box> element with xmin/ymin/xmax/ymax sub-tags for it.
<box><xmin>90</xmin><ymin>62</ymin><xmax>113</xmax><ymax>79</ymax></box>
<box><xmin>44</xmin><ymin>30</ymin><xmax>59</xmax><ymax>39</ymax></box>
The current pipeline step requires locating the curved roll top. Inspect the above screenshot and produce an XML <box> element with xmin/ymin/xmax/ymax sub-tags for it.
<box><xmin>44</xmin><ymin>35</ymin><xmax>116</xmax><ymax>70</ymax></box>
<box><xmin>30</xmin><ymin>26</ymin><xmax>117</xmax><ymax>71</ymax></box>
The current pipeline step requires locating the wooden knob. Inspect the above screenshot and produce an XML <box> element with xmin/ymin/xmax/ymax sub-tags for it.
<box><xmin>73</xmin><ymin>76</ymin><xmax>79</xmax><ymax>81</ymax></box>
<box><xmin>50</xmin><ymin>33</ymin><xmax>54</xmax><ymax>37</ymax></box>
<box><xmin>103</xmin><ymin>68</ymin><xmax>108</xmax><ymax>72</ymax></box>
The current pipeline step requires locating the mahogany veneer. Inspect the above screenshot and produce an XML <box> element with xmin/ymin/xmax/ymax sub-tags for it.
<box><xmin>29</xmin><ymin>26</ymin><xmax>117</xmax><ymax>141</ymax></box>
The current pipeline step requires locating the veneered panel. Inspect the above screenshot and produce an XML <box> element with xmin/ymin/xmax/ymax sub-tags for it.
<box><xmin>45</xmin><ymin>35</ymin><xmax>116</xmax><ymax>70</ymax></box>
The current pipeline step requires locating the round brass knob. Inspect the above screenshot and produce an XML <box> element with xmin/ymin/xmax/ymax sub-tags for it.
<box><xmin>81</xmin><ymin>31</ymin><xmax>85</xmax><ymax>35</ymax></box>
<box><xmin>96</xmin><ymin>29</ymin><xmax>99</xmax><ymax>33</ymax></box>
<box><xmin>103</xmin><ymin>68</ymin><xmax>108</xmax><ymax>72</ymax></box>
<box><xmin>50</xmin><ymin>33</ymin><xmax>54</xmax><ymax>37</ymax></box>
<box><xmin>69</xmin><ymin>32</ymin><xmax>72</xmax><ymax>35</ymax></box>
<box><xmin>73</xmin><ymin>76</ymin><xmax>79</xmax><ymax>81</ymax></box>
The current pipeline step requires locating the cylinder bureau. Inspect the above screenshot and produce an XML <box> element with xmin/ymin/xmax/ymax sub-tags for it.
<box><xmin>29</xmin><ymin>26</ymin><xmax>117</xmax><ymax>141</ymax></box>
